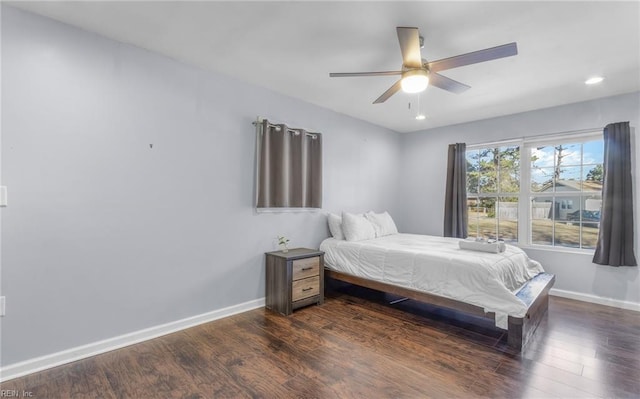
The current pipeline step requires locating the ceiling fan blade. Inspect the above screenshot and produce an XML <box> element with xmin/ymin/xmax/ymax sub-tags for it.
<box><xmin>396</xmin><ymin>27</ymin><xmax>423</xmax><ymax>68</ymax></box>
<box><xmin>428</xmin><ymin>42</ymin><xmax>518</xmax><ymax>73</ymax></box>
<box><xmin>373</xmin><ymin>80</ymin><xmax>402</xmax><ymax>104</ymax></box>
<box><xmin>429</xmin><ymin>73</ymin><xmax>470</xmax><ymax>94</ymax></box>
<box><xmin>329</xmin><ymin>71</ymin><xmax>402</xmax><ymax>77</ymax></box>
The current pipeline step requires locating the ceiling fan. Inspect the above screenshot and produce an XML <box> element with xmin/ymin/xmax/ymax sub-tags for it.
<box><xmin>329</xmin><ymin>27</ymin><xmax>518</xmax><ymax>104</ymax></box>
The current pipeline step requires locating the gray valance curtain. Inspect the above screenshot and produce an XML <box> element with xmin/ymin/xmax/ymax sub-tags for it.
<box><xmin>256</xmin><ymin>120</ymin><xmax>322</xmax><ymax>208</ymax></box>
<box><xmin>593</xmin><ymin>122</ymin><xmax>637</xmax><ymax>266</ymax></box>
<box><xmin>444</xmin><ymin>143</ymin><xmax>468</xmax><ymax>238</ymax></box>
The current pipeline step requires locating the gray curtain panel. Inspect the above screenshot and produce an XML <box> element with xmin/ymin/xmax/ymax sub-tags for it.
<box><xmin>444</xmin><ymin>143</ymin><xmax>468</xmax><ymax>238</ymax></box>
<box><xmin>593</xmin><ymin>122</ymin><xmax>637</xmax><ymax>266</ymax></box>
<box><xmin>256</xmin><ymin>120</ymin><xmax>322</xmax><ymax>208</ymax></box>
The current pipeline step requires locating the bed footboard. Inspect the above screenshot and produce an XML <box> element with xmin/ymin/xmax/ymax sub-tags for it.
<box><xmin>507</xmin><ymin>272</ymin><xmax>555</xmax><ymax>350</ymax></box>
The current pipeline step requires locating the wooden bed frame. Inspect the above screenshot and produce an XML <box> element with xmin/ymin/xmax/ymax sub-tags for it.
<box><xmin>325</xmin><ymin>268</ymin><xmax>555</xmax><ymax>351</ymax></box>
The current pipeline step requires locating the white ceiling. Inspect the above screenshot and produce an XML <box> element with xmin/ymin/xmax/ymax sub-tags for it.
<box><xmin>8</xmin><ymin>1</ymin><xmax>640</xmax><ymax>133</ymax></box>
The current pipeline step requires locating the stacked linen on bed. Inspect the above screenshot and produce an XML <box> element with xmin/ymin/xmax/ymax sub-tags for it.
<box><xmin>459</xmin><ymin>239</ymin><xmax>506</xmax><ymax>253</ymax></box>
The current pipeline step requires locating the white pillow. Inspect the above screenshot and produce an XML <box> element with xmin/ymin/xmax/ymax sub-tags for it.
<box><xmin>327</xmin><ymin>213</ymin><xmax>344</xmax><ymax>240</ymax></box>
<box><xmin>341</xmin><ymin>212</ymin><xmax>376</xmax><ymax>242</ymax></box>
<box><xmin>365</xmin><ymin>211</ymin><xmax>399</xmax><ymax>237</ymax></box>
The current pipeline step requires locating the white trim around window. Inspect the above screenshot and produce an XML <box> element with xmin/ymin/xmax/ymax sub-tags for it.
<box><xmin>466</xmin><ymin>130</ymin><xmax>603</xmax><ymax>253</ymax></box>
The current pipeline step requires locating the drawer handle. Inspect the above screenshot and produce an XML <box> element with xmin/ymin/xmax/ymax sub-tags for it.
<box><xmin>301</xmin><ymin>267</ymin><xmax>314</xmax><ymax>271</ymax></box>
<box><xmin>302</xmin><ymin>287</ymin><xmax>314</xmax><ymax>292</ymax></box>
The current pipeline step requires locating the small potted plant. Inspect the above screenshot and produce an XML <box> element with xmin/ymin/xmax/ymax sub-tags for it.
<box><xmin>277</xmin><ymin>235</ymin><xmax>290</xmax><ymax>253</ymax></box>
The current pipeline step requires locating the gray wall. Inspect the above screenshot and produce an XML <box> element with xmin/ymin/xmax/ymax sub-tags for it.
<box><xmin>398</xmin><ymin>92</ymin><xmax>640</xmax><ymax>305</ymax></box>
<box><xmin>0</xmin><ymin>7</ymin><xmax>401</xmax><ymax>366</ymax></box>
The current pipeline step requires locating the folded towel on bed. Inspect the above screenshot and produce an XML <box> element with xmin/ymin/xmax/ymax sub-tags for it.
<box><xmin>459</xmin><ymin>239</ymin><xmax>506</xmax><ymax>253</ymax></box>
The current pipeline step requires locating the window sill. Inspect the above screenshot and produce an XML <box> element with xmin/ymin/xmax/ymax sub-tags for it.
<box><xmin>516</xmin><ymin>244</ymin><xmax>595</xmax><ymax>256</ymax></box>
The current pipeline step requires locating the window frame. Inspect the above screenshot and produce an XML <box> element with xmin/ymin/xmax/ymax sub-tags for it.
<box><xmin>467</xmin><ymin>130</ymin><xmax>603</xmax><ymax>253</ymax></box>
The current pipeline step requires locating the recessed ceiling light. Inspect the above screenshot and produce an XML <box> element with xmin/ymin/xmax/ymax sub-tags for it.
<box><xmin>585</xmin><ymin>76</ymin><xmax>604</xmax><ymax>85</ymax></box>
<box><xmin>415</xmin><ymin>114</ymin><xmax>426</xmax><ymax>120</ymax></box>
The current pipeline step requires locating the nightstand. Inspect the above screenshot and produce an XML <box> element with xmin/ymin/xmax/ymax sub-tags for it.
<box><xmin>265</xmin><ymin>248</ymin><xmax>324</xmax><ymax>316</ymax></box>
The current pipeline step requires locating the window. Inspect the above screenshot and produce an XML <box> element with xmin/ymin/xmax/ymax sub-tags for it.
<box><xmin>466</xmin><ymin>145</ymin><xmax>520</xmax><ymax>242</ymax></box>
<box><xmin>529</xmin><ymin>139</ymin><xmax>603</xmax><ymax>249</ymax></box>
<box><xmin>466</xmin><ymin>133</ymin><xmax>603</xmax><ymax>250</ymax></box>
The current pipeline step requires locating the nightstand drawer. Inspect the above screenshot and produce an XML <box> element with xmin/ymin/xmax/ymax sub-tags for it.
<box><xmin>292</xmin><ymin>257</ymin><xmax>320</xmax><ymax>280</ymax></box>
<box><xmin>292</xmin><ymin>276</ymin><xmax>320</xmax><ymax>301</ymax></box>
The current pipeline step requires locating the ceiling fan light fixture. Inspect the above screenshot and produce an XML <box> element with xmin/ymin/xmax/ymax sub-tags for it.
<box><xmin>401</xmin><ymin>69</ymin><xmax>429</xmax><ymax>93</ymax></box>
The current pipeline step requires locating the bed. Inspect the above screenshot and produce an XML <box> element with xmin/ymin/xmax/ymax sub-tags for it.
<box><xmin>320</xmin><ymin>233</ymin><xmax>555</xmax><ymax>350</ymax></box>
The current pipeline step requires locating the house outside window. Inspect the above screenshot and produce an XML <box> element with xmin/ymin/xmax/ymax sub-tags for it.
<box><xmin>466</xmin><ymin>132</ymin><xmax>603</xmax><ymax>250</ymax></box>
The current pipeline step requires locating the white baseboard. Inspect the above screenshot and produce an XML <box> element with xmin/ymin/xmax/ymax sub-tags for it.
<box><xmin>0</xmin><ymin>297</ymin><xmax>265</xmax><ymax>382</ymax></box>
<box><xmin>550</xmin><ymin>288</ymin><xmax>640</xmax><ymax>312</ymax></box>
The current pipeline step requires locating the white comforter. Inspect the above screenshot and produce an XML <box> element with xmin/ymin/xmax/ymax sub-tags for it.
<box><xmin>320</xmin><ymin>234</ymin><xmax>544</xmax><ymax>326</ymax></box>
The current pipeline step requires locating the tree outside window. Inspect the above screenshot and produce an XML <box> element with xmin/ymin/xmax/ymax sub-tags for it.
<box><xmin>467</xmin><ymin>145</ymin><xmax>519</xmax><ymax>242</ymax></box>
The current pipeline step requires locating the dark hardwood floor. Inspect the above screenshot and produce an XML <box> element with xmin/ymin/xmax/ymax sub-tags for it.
<box><xmin>2</xmin><ymin>283</ymin><xmax>639</xmax><ymax>398</ymax></box>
